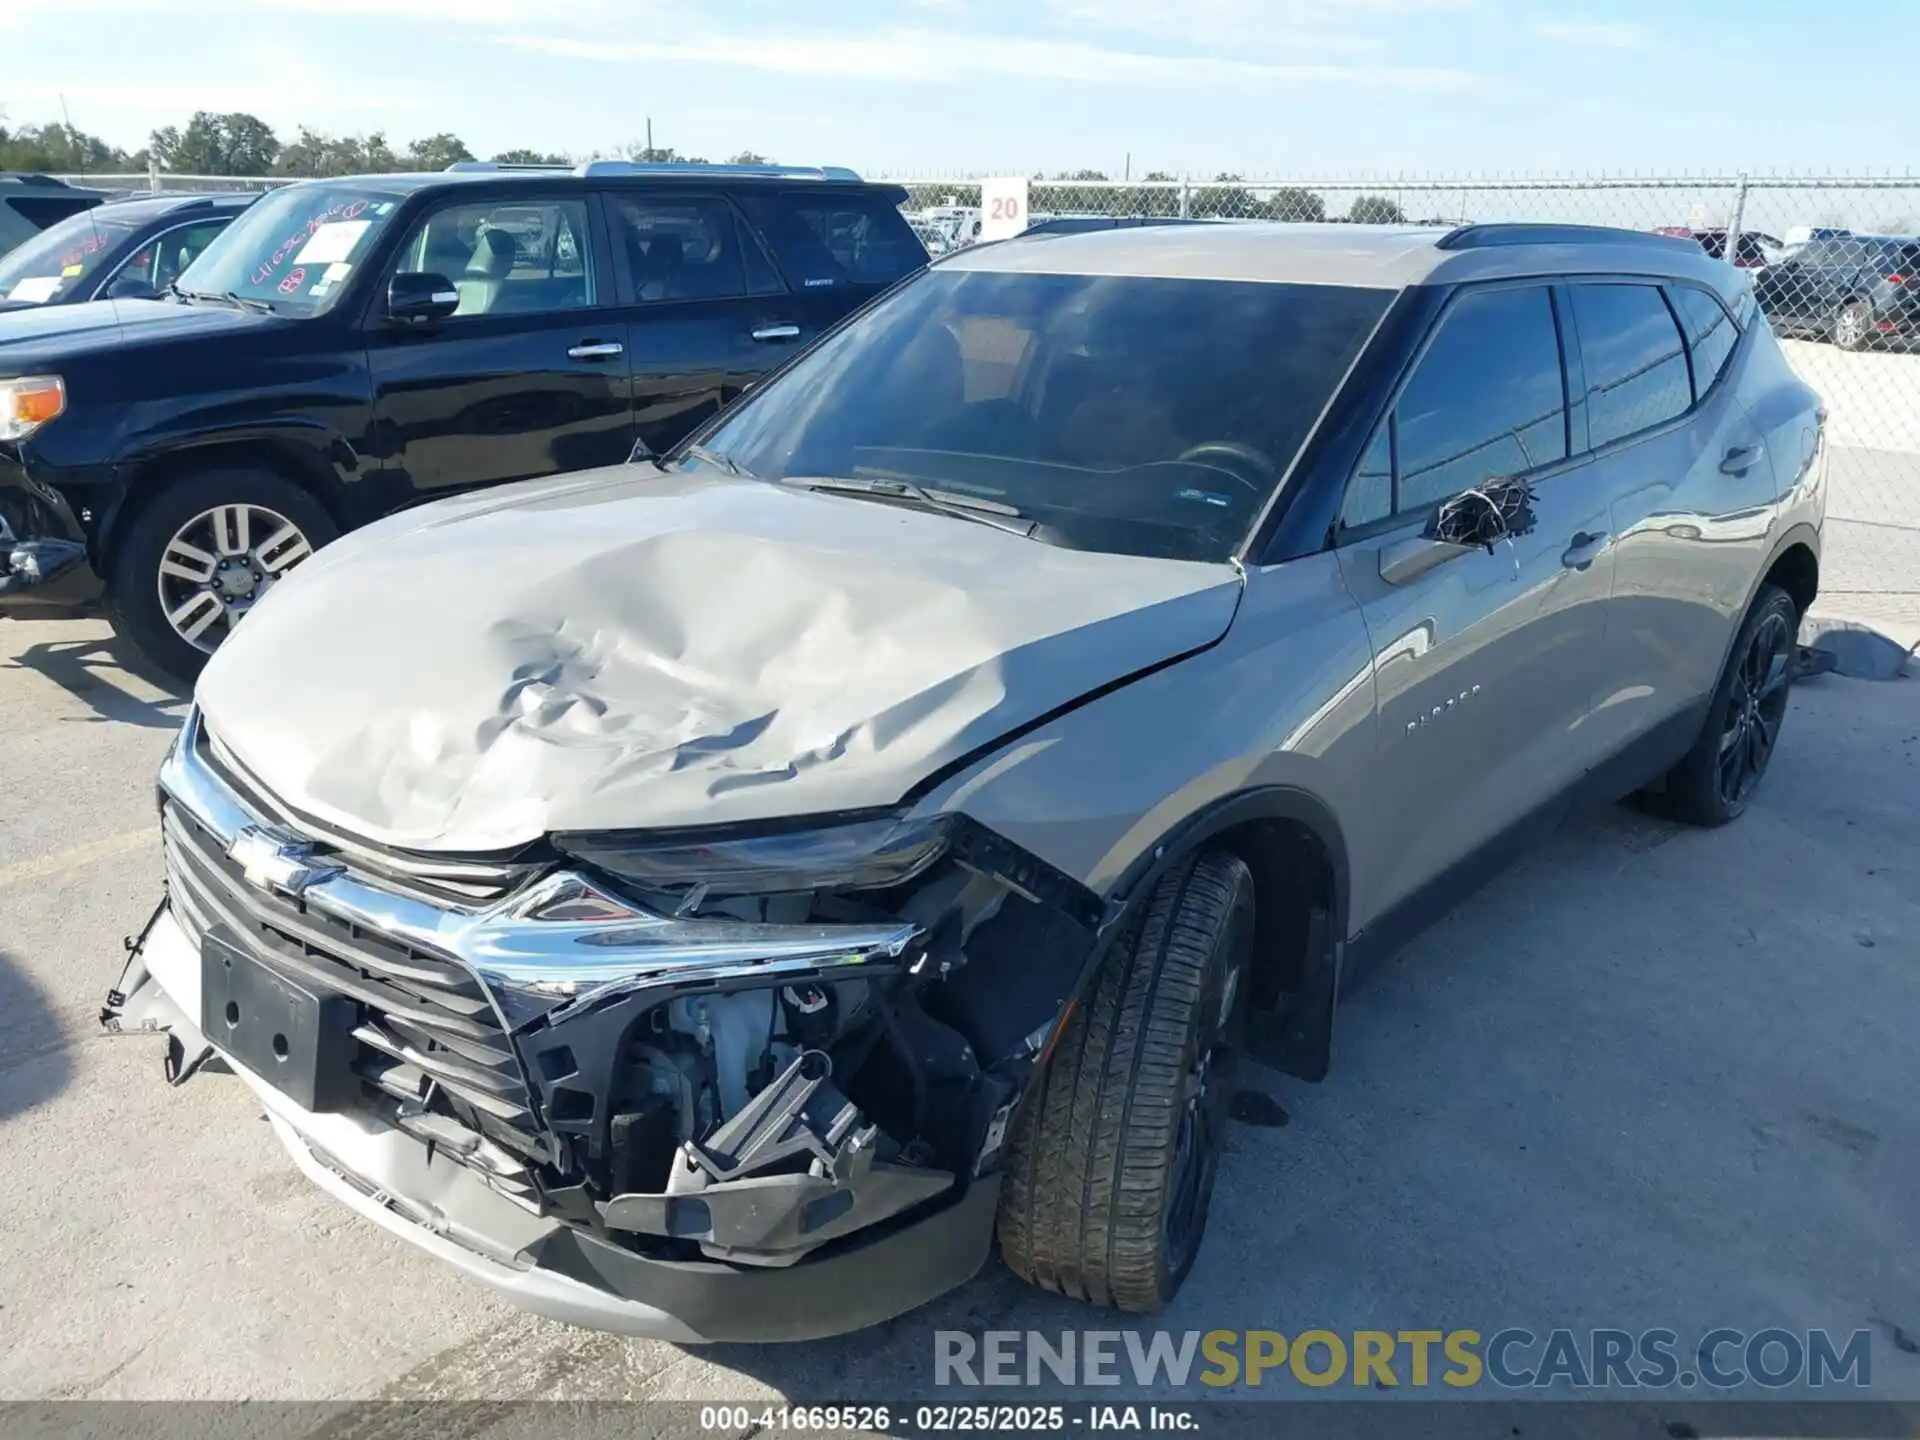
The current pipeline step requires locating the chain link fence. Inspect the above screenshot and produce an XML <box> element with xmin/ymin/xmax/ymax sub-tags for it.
<box><xmin>55</xmin><ymin>165</ymin><xmax>1920</xmax><ymax>638</ymax></box>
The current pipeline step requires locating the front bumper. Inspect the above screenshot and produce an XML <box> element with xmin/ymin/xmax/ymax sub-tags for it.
<box><xmin>109</xmin><ymin>902</ymin><xmax>999</xmax><ymax>1342</ymax></box>
<box><xmin>0</xmin><ymin>455</ymin><xmax>99</xmax><ymax>607</ymax></box>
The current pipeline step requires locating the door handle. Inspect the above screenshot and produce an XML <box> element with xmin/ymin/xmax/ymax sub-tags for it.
<box><xmin>568</xmin><ymin>341</ymin><xmax>625</xmax><ymax>360</ymax></box>
<box><xmin>751</xmin><ymin>324</ymin><xmax>801</xmax><ymax>342</ymax></box>
<box><xmin>1561</xmin><ymin>531</ymin><xmax>1609</xmax><ymax>571</ymax></box>
<box><xmin>1720</xmin><ymin>443</ymin><xmax>1763</xmax><ymax>475</ymax></box>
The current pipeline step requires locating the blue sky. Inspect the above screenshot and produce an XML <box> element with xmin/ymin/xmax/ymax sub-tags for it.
<box><xmin>0</xmin><ymin>0</ymin><xmax>1912</xmax><ymax>176</ymax></box>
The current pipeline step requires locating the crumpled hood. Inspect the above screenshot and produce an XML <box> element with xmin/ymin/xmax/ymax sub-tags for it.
<box><xmin>196</xmin><ymin>465</ymin><xmax>1242</xmax><ymax>852</ymax></box>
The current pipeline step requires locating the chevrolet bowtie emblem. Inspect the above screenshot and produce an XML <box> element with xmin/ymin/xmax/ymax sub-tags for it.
<box><xmin>227</xmin><ymin>826</ymin><xmax>344</xmax><ymax>897</ymax></box>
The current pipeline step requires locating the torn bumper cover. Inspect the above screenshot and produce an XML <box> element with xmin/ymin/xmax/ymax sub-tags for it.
<box><xmin>0</xmin><ymin>468</ymin><xmax>97</xmax><ymax>605</ymax></box>
<box><xmin>101</xmin><ymin>709</ymin><xmax>1086</xmax><ymax>1341</ymax></box>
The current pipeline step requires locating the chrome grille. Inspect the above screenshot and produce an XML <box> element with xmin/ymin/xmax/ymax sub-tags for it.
<box><xmin>196</xmin><ymin>724</ymin><xmax>545</xmax><ymax>909</ymax></box>
<box><xmin>160</xmin><ymin>799</ymin><xmax>549</xmax><ymax>1201</ymax></box>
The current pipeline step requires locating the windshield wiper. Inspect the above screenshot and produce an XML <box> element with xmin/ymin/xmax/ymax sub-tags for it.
<box><xmin>780</xmin><ymin>476</ymin><xmax>1035</xmax><ymax>538</ymax></box>
<box><xmin>680</xmin><ymin>443</ymin><xmax>746</xmax><ymax>478</ymax></box>
<box><xmin>166</xmin><ymin>285</ymin><xmax>274</xmax><ymax>315</ymax></box>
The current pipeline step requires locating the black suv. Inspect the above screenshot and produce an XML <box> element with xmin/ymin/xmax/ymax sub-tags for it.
<box><xmin>0</xmin><ymin>162</ymin><xmax>926</xmax><ymax>677</ymax></box>
<box><xmin>0</xmin><ymin>191</ymin><xmax>254</xmax><ymax>311</ymax></box>
<box><xmin>1754</xmin><ymin>231</ymin><xmax>1920</xmax><ymax>350</ymax></box>
<box><xmin>0</xmin><ymin>173</ymin><xmax>111</xmax><ymax>257</ymax></box>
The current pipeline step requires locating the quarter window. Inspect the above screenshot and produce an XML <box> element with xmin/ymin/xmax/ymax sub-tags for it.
<box><xmin>1569</xmin><ymin>283</ymin><xmax>1692</xmax><ymax>448</ymax></box>
<box><xmin>1666</xmin><ymin>285</ymin><xmax>1739</xmax><ymax>400</ymax></box>
<box><xmin>738</xmin><ymin>191</ymin><xmax>927</xmax><ymax>289</ymax></box>
<box><xmin>608</xmin><ymin>196</ymin><xmax>747</xmax><ymax>303</ymax></box>
<box><xmin>1346</xmin><ymin>284</ymin><xmax>1568</xmax><ymax>524</ymax></box>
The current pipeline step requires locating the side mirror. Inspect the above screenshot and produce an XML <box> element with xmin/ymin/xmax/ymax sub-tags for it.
<box><xmin>388</xmin><ymin>272</ymin><xmax>460</xmax><ymax>325</ymax></box>
<box><xmin>105</xmin><ymin>275</ymin><xmax>159</xmax><ymax>301</ymax></box>
<box><xmin>1427</xmin><ymin>475</ymin><xmax>1536</xmax><ymax>550</ymax></box>
<box><xmin>1379</xmin><ymin>476</ymin><xmax>1537</xmax><ymax>587</ymax></box>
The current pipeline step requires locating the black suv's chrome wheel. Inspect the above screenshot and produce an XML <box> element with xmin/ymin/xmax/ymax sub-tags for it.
<box><xmin>156</xmin><ymin>503</ymin><xmax>315</xmax><ymax>652</ymax></box>
<box><xmin>105</xmin><ymin>467</ymin><xmax>338</xmax><ymax>684</ymax></box>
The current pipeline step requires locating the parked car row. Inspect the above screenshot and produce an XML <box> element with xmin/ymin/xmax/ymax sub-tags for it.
<box><xmin>1650</xmin><ymin>221</ymin><xmax>1920</xmax><ymax>351</ymax></box>
<box><xmin>92</xmin><ymin>214</ymin><xmax>1826</xmax><ymax>1342</ymax></box>
<box><xmin>0</xmin><ymin>160</ymin><xmax>930</xmax><ymax>676</ymax></box>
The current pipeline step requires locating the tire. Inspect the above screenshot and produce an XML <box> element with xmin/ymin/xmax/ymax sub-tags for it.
<box><xmin>1657</xmin><ymin>583</ymin><xmax>1799</xmax><ymax>827</ymax></box>
<box><xmin>997</xmin><ymin>849</ymin><xmax>1255</xmax><ymax>1312</ymax></box>
<box><xmin>104</xmin><ymin>467</ymin><xmax>338</xmax><ymax>684</ymax></box>
<box><xmin>1832</xmin><ymin>298</ymin><xmax>1873</xmax><ymax>352</ymax></box>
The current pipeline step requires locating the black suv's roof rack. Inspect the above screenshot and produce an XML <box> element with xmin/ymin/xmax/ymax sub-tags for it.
<box><xmin>445</xmin><ymin>160</ymin><xmax>864</xmax><ymax>182</ymax></box>
<box><xmin>1436</xmin><ymin>222</ymin><xmax>1699</xmax><ymax>252</ymax></box>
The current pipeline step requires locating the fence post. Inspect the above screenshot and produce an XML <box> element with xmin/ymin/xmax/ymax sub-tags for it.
<box><xmin>1178</xmin><ymin>175</ymin><xmax>1191</xmax><ymax>220</ymax></box>
<box><xmin>1726</xmin><ymin>172</ymin><xmax>1750</xmax><ymax>252</ymax></box>
<box><xmin>148</xmin><ymin>156</ymin><xmax>161</xmax><ymax>194</ymax></box>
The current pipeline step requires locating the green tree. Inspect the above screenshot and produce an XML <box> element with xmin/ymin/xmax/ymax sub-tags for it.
<box><xmin>1190</xmin><ymin>172</ymin><xmax>1252</xmax><ymax>219</ymax></box>
<box><xmin>274</xmin><ymin>128</ymin><xmax>399</xmax><ymax>177</ymax></box>
<box><xmin>1264</xmin><ymin>186</ymin><xmax>1327</xmax><ymax>223</ymax></box>
<box><xmin>402</xmin><ymin>132</ymin><xmax>474</xmax><ymax>171</ymax></box>
<box><xmin>728</xmin><ymin>150</ymin><xmax>772</xmax><ymax>165</ymax></box>
<box><xmin>149</xmin><ymin>111</ymin><xmax>280</xmax><ymax>175</ymax></box>
<box><xmin>1348</xmin><ymin>194</ymin><xmax>1407</xmax><ymax>224</ymax></box>
<box><xmin>492</xmin><ymin>148</ymin><xmax>571</xmax><ymax>166</ymax></box>
<box><xmin>0</xmin><ymin>121</ymin><xmax>129</xmax><ymax>173</ymax></box>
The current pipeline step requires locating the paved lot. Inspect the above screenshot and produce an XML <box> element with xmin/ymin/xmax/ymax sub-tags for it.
<box><xmin>1</xmin><ymin>346</ymin><xmax>1917</xmax><ymax>1416</ymax></box>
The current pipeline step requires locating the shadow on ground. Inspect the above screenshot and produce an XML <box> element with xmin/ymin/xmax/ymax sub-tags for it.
<box><xmin>0</xmin><ymin>948</ymin><xmax>74</xmax><ymax>1123</ymax></box>
<box><xmin>1</xmin><ymin>630</ymin><xmax>189</xmax><ymax>728</ymax></box>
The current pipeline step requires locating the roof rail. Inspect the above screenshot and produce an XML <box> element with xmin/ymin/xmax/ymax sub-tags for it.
<box><xmin>572</xmin><ymin>160</ymin><xmax>863</xmax><ymax>182</ymax></box>
<box><xmin>1436</xmin><ymin>222</ymin><xmax>1699</xmax><ymax>252</ymax></box>
<box><xmin>444</xmin><ymin>160</ymin><xmax>573</xmax><ymax>173</ymax></box>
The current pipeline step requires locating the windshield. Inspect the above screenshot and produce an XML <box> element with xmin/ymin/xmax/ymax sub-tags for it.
<box><xmin>175</xmin><ymin>182</ymin><xmax>406</xmax><ymax>315</ymax></box>
<box><xmin>691</xmin><ymin>267</ymin><xmax>1390</xmax><ymax>562</ymax></box>
<box><xmin>0</xmin><ymin>206</ymin><xmax>143</xmax><ymax>305</ymax></box>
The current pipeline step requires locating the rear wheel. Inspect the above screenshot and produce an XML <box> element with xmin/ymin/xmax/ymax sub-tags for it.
<box><xmin>1832</xmin><ymin>298</ymin><xmax>1873</xmax><ymax>351</ymax></box>
<box><xmin>105</xmin><ymin>467</ymin><xmax>336</xmax><ymax>683</ymax></box>
<box><xmin>997</xmin><ymin>850</ymin><xmax>1253</xmax><ymax>1311</ymax></box>
<box><xmin>1657</xmin><ymin>583</ymin><xmax>1799</xmax><ymax>826</ymax></box>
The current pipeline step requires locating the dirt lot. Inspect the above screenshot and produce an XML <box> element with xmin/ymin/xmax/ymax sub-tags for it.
<box><xmin>1</xmin><ymin>346</ymin><xmax>1916</xmax><ymax>1419</ymax></box>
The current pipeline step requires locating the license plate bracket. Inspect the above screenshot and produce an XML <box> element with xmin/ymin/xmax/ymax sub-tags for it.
<box><xmin>200</xmin><ymin>929</ymin><xmax>357</xmax><ymax>1112</ymax></box>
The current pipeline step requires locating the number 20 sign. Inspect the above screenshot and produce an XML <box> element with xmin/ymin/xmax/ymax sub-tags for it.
<box><xmin>980</xmin><ymin>177</ymin><xmax>1030</xmax><ymax>241</ymax></box>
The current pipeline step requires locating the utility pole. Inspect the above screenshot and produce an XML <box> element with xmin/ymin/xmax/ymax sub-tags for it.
<box><xmin>646</xmin><ymin>117</ymin><xmax>653</xmax><ymax>160</ymax></box>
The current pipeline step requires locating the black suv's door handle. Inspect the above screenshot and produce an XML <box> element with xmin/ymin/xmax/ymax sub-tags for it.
<box><xmin>751</xmin><ymin>324</ymin><xmax>801</xmax><ymax>342</ymax></box>
<box><xmin>1721</xmin><ymin>443</ymin><xmax>1763</xmax><ymax>475</ymax></box>
<box><xmin>1561</xmin><ymin>531</ymin><xmax>1609</xmax><ymax>570</ymax></box>
<box><xmin>568</xmin><ymin>340</ymin><xmax>625</xmax><ymax>361</ymax></box>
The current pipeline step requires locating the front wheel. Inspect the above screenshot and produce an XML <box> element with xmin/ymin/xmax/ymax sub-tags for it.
<box><xmin>105</xmin><ymin>468</ymin><xmax>337</xmax><ymax>684</ymax></box>
<box><xmin>997</xmin><ymin>850</ymin><xmax>1254</xmax><ymax>1312</ymax></box>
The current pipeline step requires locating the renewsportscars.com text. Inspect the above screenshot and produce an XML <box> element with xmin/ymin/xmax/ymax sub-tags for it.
<box><xmin>934</xmin><ymin>1328</ymin><xmax>1874</xmax><ymax>1390</ymax></box>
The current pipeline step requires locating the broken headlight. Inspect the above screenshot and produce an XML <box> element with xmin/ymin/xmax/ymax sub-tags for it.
<box><xmin>552</xmin><ymin>812</ymin><xmax>951</xmax><ymax>900</ymax></box>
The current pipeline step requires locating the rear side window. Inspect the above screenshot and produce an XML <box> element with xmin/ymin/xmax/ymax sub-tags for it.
<box><xmin>609</xmin><ymin>195</ymin><xmax>747</xmax><ymax>304</ymax></box>
<box><xmin>740</xmin><ymin>191</ymin><xmax>927</xmax><ymax>289</ymax></box>
<box><xmin>1347</xmin><ymin>284</ymin><xmax>1568</xmax><ymax>523</ymax></box>
<box><xmin>1666</xmin><ymin>285</ymin><xmax>1739</xmax><ymax>399</ymax></box>
<box><xmin>1569</xmin><ymin>283</ymin><xmax>1691</xmax><ymax>449</ymax></box>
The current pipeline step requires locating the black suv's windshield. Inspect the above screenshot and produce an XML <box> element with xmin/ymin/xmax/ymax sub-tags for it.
<box><xmin>0</xmin><ymin>206</ymin><xmax>143</xmax><ymax>305</ymax></box>
<box><xmin>175</xmin><ymin>182</ymin><xmax>406</xmax><ymax>315</ymax></box>
<box><xmin>692</xmin><ymin>267</ymin><xmax>1389</xmax><ymax>562</ymax></box>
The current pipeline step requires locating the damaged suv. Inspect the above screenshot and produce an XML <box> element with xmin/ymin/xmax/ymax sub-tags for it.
<box><xmin>106</xmin><ymin>222</ymin><xmax>1826</xmax><ymax>1341</ymax></box>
